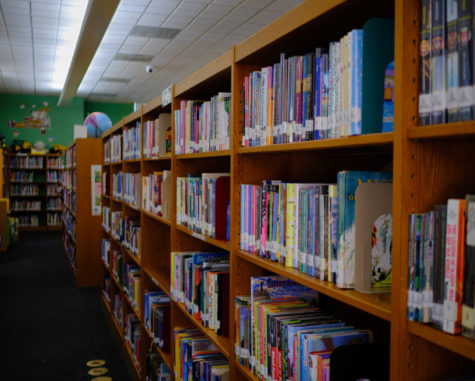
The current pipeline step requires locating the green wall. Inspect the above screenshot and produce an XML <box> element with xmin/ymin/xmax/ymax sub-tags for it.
<box><xmin>0</xmin><ymin>93</ymin><xmax>134</xmax><ymax>149</ymax></box>
<box><xmin>84</xmin><ymin>101</ymin><xmax>133</xmax><ymax>125</ymax></box>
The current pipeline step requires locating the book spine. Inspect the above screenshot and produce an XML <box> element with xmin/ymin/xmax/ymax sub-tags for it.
<box><xmin>447</xmin><ymin>0</ymin><xmax>459</xmax><ymax>122</ymax></box>
<box><xmin>457</xmin><ymin>0</ymin><xmax>474</xmax><ymax>120</ymax></box>
<box><xmin>431</xmin><ymin>0</ymin><xmax>447</xmax><ymax>124</ymax></box>
<box><xmin>443</xmin><ymin>199</ymin><xmax>465</xmax><ymax>334</ymax></box>
<box><xmin>462</xmin><ymin>194</ymin><xmax>475</xmax><ymax>339</ymax></box>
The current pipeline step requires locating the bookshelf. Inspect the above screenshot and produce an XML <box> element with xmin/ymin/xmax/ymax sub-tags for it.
<box><xmin>98</xmin><ymin>0</ymin><xmax>475</xmax><ymax>380</ymax></box>
<box><xmin>6</xmin><ymin>153</ymin><xmax>62</xmax><ymax>231</ymax></box>
<box><xmin>61</xmin><ymin>139</ymin><xmax>102</xmax><ymax>287</ymax></box>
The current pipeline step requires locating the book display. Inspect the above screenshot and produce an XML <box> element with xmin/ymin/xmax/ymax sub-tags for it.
<box><xmin>5</xmin><ymin>153</ymin><xmax>62</xmax><ymax>230</ymax></box>
<box><xmin>61</xmin><ymin>138</ymin><xmax>102</xmax><ymax>287</ymax></box>
<box><xmin>99</xmin><ymin>0</ymin><xmax>475</xmax><ymax>380</ymax></box>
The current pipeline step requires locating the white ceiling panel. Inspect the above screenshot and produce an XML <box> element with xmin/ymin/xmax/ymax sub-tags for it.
<box><xmin>162</xmin><ymin>15</ymin><xmax>193</xmax><ymax>29</ymax></box>
<box><xmin>0</xmin><ymin>0</ymin><xmax>304</xmax><ymax>102</ymax></box>
<box><xmin>137</xmin><ymin>13</ymin><xmax>168</xmax><ymax>27</ymax></box>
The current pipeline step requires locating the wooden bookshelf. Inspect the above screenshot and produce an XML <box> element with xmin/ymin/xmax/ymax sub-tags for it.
<box><xmin>5</xmin><ymin>152</ymin><xmax>62</xmax><ymax>230</ymax></box>
<box><xmin>61</xmin><ymin>139</ymin><xmax>102</xmax><ymax>287</ymax></box>
<box><xmin>96</xmin><ymin>0</ymin><xmax>475</xmax><ymax>379</ymax></box>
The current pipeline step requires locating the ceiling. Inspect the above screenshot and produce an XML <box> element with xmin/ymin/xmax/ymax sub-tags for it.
<box><xmin>0</xmin><ymin>0</ymin><xmax>304</xmax><ymax>105</ymax></box>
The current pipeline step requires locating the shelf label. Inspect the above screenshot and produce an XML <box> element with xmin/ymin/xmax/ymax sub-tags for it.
<box><xmin>162</xmin><ymin>85</ymin><xmax>173</xmax><ymax>107</ymax></box>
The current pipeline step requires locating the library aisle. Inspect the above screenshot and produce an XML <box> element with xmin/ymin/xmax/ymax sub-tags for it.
<box><xmin>0</xmin><ymin>231</ymin><xmax>135</xmax><ymax>380</ymax></box>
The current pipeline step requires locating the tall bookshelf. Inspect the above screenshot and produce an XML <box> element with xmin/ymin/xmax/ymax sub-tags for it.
<box><xmin>99</xmin><ymin>0</ymin><xmax>475</xmax><ymax>380</ymax></box>
<box><xmin>6</xmin><ymin>153</ymin><xmax>62</xmax><ymax>231</ymax></box>
<box><xmin>61</xmin><ymin>139</ymin><xmax>103</xmax><ymax>287</ymax></box>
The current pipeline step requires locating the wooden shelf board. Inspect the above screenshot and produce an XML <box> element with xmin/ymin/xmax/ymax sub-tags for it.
<box><xmin>176</xmin><ymin>224</ymin><xmax>231</xmax><ymax>251</ymax></box>
<box><xmin>123</xmin><ymin>158</ymin><xmax>141</xmax><ymax>164</ymax></box>
<box><xmin>407</xmin><ymin>121</ymin><xmax>475</xmax><ymax>140</ymax></box>
<box><xmin>102</xmin><ymin>224</ymin><xmax>111</xmax><ymax>234</ymax></box>
<box><xmin>175</xmin><ymin>150</ymin><xmax>231</xmax><ymax>160</ymax></box>
<box><xmin>142</xmin><ymin>93</ymin><xmax>162</xmax><ymax>115</ymax></box>
<box><xmin>143</xmin><ymin>325</ymin><xmax>173</xmax><ymax>371</ymax></box>
<box><xmin>123</xmin><ymin>109</ymin><xmax>141</xmax><ymax>126</ymax></box>
<box><xmin>11</xmin><ymin>209</ymin><xmax>45</xmax><ymax>213</ymax></box>
<box><xmin>142</xmin><ymin>209</ymin><xmax>171</xmax><ymax>226</ymax></box>
<box><xmin>124</xmin><ymin>291</ymin><xmax>141</xmax><ymax>321</ymax></box>
<box><xmin>102</xmin><ymin>294</ymin><xmax>111</xmax><ymax>312</ymax></box>
<box><xmin>174</xmin><ymin>49</ymin><xmax>233</xmax><ymax>96</ymax></box>
<box><xmin>111</xmin><ymin>271</ymin><xmax>121</xmax><ymax>289</ymax></box>
<box><xmin>142</xmin><ymin>155</ymin><xmax>171</xmax><ymax>162</ymax></box>
<box><xmin>123</xmin><ymin>201</ymin><xmax>140</xmax><ymax>211</ymax></box>
<box><xmin>111</xmin><ymin>233</ymin><xmax>122</xmax><ymax>246</ymax></box>
<box><xmin>101</xmin><ymin>259</ymin><xmax>110</xmax><ymax>271</ymax></box>
<box><xmin>102</xmin><ymin>194</ymin><xmax>110</xmax><ymax>199</ymax></box>
<box><xmin>235</xmin><ymin>362</ymin><xmax>259</xmax><ymax>381</ymax></box>
<box><xmin>174</xmin><ymin>301</ymin><xmax>230</xmax><ymax>359</ymax></box>
<box><xmin>111</xmin><ymin>196</ymin><xmax>122</xmax><ymax>204</ymax></box>
<box><xmin>143</xmin><ymin>266</ymin><xmax>171</xmax><ymax>297</ymax></box>
<box><xmin>235</xmin><ymin>250</ymin><xmax>391</xmax><ymax>321</ymax></box>
<box><xmin>111</xmin><ymin>161</ymin><xmax>122</xmax><ymax>166</ymax></box>
<box><xmin>123</xmin><ymin>246</ymin><xmax>142</xmax><ymax>266</ymax></box>
<box><xmin>238</xmin><ymin>132</ymin><xmax>394</xmax><ymax>154</ymax></box>
<box><xmin>407</xmin><ymin>321</ymin><xmax>475</xmax><ymax>361</ymax></box>
<box><xmin>124</xmin><ymin>340</ymin><xmax>141</xmax><ymax>378</ymax></box>
<box><xmin>10</xmin><ymin>181</ymin><xmax>48</xmax><ymax>184</ymax></box>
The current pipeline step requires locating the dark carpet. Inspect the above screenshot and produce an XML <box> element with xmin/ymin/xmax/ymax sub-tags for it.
<box><xmin>0</xmin><ymin>231</ymin><xmax>135</xmax><ymax>381</ymax></box>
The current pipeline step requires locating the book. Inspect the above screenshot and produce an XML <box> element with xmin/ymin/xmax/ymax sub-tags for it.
<box><xmin>443</xmin><ymin>198</ymin><xmax>466</xmax><ymax>334</ymax></box>
<box><xmin>462</xmin><ymin>194</ymin><xmax>475</xmax><ymax>339</ymax></box>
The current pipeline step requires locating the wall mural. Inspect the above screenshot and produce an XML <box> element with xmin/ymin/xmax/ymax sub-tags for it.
<box><xmin>8</xmin><ymin>101</ymin><xmax>52</xmax><ymax>137</ymax></box>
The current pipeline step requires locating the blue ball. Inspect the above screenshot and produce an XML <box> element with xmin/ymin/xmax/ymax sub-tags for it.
<box><xmin>84</xmin><ymin>112</ymin><xmax>112</xmax><ymax>138</ymax></box>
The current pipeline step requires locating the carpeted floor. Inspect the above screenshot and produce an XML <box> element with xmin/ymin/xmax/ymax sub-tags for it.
<box><xmin>0</xmin><ymin>231</ymin><xmax>135</xmax><ymax>381</ymax></box>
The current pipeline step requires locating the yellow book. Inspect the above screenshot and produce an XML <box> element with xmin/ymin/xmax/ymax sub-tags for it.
<box><xmin>285</xmin><ymin>183</ymin><xmax>296</xmax><ymax>267</ymax></box>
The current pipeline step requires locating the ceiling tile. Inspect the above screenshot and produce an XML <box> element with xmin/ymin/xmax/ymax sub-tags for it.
<box><xmin>173</xmin><ymin>2</ymin><xmax>208</xmax><ymax>17</ymax></box>
<box><xmin>139</xmin><ymin>38</ymin><xmax>170</xmax><ymax>56</ymax></box>
<box><xmin>161</xmin><ymin>15</ymin><xmax>193</xmax><ymax>29</ymax></box>
<box><xmin>137</xmin><ymin>13</ymin><xmax>168</xmax><ymax>27</ymax></box>
<box><xmin>199</xmin><ymin>3</ymin><xmax>234</xmax><ymax>19</ymax></box>
<box><xmin>186</xmin><ymin>17</ymin><xmax>217</xmax><ymax>33</ymax></box>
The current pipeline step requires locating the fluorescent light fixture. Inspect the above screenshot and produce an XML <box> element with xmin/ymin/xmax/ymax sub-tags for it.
<box><xmin>51</xmin><ymin>1</ymin><xmax>89</xmax><ymax>90</ymax></box>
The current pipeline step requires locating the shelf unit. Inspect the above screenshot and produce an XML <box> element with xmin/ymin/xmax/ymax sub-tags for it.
<box><xmin>61</xmin><ymin>139</ymin><xmax>102</xmax><ymax>287</ymax></box>
<box><xmin>6</xmin><ymin>153</ymin><xmax>62</xmax><ymax>230</ymax></box>
<box><xmin>98</xmin><ymin>0</ymin><xmax>475</xmax><ymax>380</ymax></box>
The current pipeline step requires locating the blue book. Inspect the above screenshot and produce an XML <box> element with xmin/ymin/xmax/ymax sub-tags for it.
<box><xmin>307</xmin><ymin>188</ymin><xmax>316</xmax><ymax>277</ymax></box>
<box><xmin>337</xmin><ymin>171</ymin><xmax>392</xmax><ymax>289</ymax></box>
<box><xmin>351</xmin><ymin>29</ymin><xmax>363</xmax><ymax>135</ymax></box>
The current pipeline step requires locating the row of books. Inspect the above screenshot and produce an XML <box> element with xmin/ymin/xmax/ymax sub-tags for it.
<box><xmin>144</xmin><ymin>290</ymin><xmax>170</xmax><ymax>350</ymax></box>
<box><xmin>103</xmin><ymin>274</ymin><xmax>111</xmax><ymax>303</ymax></box>
<box><xmin>64</xmin><ymin>211</ymin><xmax>76</xmax><ymax>237</ymax></box>
<box><xmin>10</xmin><ymin>171</ymin><xmax>35</xmax><ymax>182</ymax></box>
<box><xmin>235</xmin><ymin>276</ymin><xmax>371</xmax><ymax>381</ymax></box>
<box><xmin>174</xmin><ymin>93</ymin><xmax>231</xmax><ymax>155</ymax></box>
<box><xmin>142</xmin><ymin>170</ymin><xmax>171</xmax><ymax>219</ymax></box>
<box><xmin>114</xmin><ymin>293</ymin><xmax>123</xmax><ymax>327</ymax></box>
<box><xmin>47</xmin><ymin>198</ymin><xmax>62</xmax><ymax>210</ymax></box>
<box><xmin>143</xmin><ymin>113</ymin><xmax>171</xmax><ymax>158</ymax></box>
<box><xmin>63</xmin><ymin>189</ymin><xmax>76</xmax><ymax>211</ymax></box>
<box><xmin>102</xmin><ymin>206</ymin><xmax>110</xmax><ymax>232</ymax></box>
<box><xmin>10</xmin><ymin>184</ymin><xmax>41</xmax><ymax>196</ymax></box>
<box><xmin>122</xmin><ymin>172</ymin><xmax>141</xmax><ymax>208</ymax></box>
<box><xmin>111</xmin><ymin>210</ymin><xmax>123</xmax><ymax>241</ymax></box>
<box><xmin>407</xmin><ymin>195</ymin><xmax>475</xmax><ymax>340</ymax></box>
<box><xmin>418</xmin><ymin>0</ymin><xmax>474</xmax><ymax>125</ymax></box>
<box><xmin>240</xmin><ymin>171</ymin><xmax>393</xmax><ymax>290</ymax></box>
<box><xmin>46</xmin><ymin>156</ymin><xmax>63</xmax><ymax>169</ymax></box>
<box><xmin>18</xmin><ymin>215</ymin><xmax>40</xmax><ymax>227</ymax></box>
<box><xmin>102</xmin><ymin>238</ymin><xmax>110</xmax><ymax>267</ymax></box>
<box><xmin>123</xmin><ymin>217</ymin><xmax>141</xmax><ymax>257</ymax></box>
<box><xmin>60</xmin><ymin>170</ymin><xmax>75</xmax><ymax>189</ymax></box>
<box><xmin>112</xmin><ymin>249</ymin><xmax>123</xmax><ymax>285</ymax></box>
<box><xmin>110</xmin><ymin>134</ymin><xmax>122</xmax><ymax>163</ymax></box>
<box><xmin>64</xmin><ymin>146</ymin><xmax>76</xmax><ymax>168</ymax></box>
<box><xmin>46</xmin><ymin>170</ymin><xmax>60</xmax><ymax>182</ymax></box>
<box><xmin>103</xmin><ymin>171</ymin><xmax>110</xmax><ymax>196</ymax></box>
<box><xmin>47</xmin><ymin>184</ymin><xmax>60</xmax><ymax>196</ymax></box>
<box><xmin>103</xmin><ymin>139</ymin><xmax>111</xmax><ymax>164</ymax></box>
<box><xmin>11</xmin><ymin>200</ymin><xmax>41</xmax><ymax>211</ymax></box>
<box><xmin>174</xmin><ymin>327</ymin><xmax>229</xmax><ymax>381</ymax></box>
<box><xmin>46</xmin><ymin>212</ymin><xmax>61</xmax><ymax>226</ymax></box>
<box><xmin>124</xmin><ymin>313</ymin><xmax>141</xmax><ymax>371</ymax></box>
<box><xmin>64</xmin><ymin>234</ymin><xmax>76</xmax><ymax>268</ymax></box>
<box><xmin>146</xmin><ymin>352</ymin><xmax>171</xmax><ymax>381</ymax></box>
<box><xmin>112</xmin><ymin>172</ymin><xmax>123</xmax><ymax>200</ymax></box>
<box><xmin>176</xmin><ymin>173</ymin><xmax>230</xmax><ymax>240</ymax></box>
<box><xmin>123</xmin><ymin>122</ymin><xmax>141</xmax><ymax>160</ymax></box>
<box><xmin>124</xmin><ymin>263</ymin><xmax>141</xmax><ymax>310</ymax></box>
<box><xmin>242</xmin><ymin>29</ymin><xmax>364</xmax><ymax>146</ymax></box>
<box><xmin>171</xmin><ymin>251</ymin><xmax>230</xmax><ymax>336</ymax></box>
<box><xmin>10</xmin><ymin>156</ymin><xmax>44</xmax><ymax>169</ymax></box>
